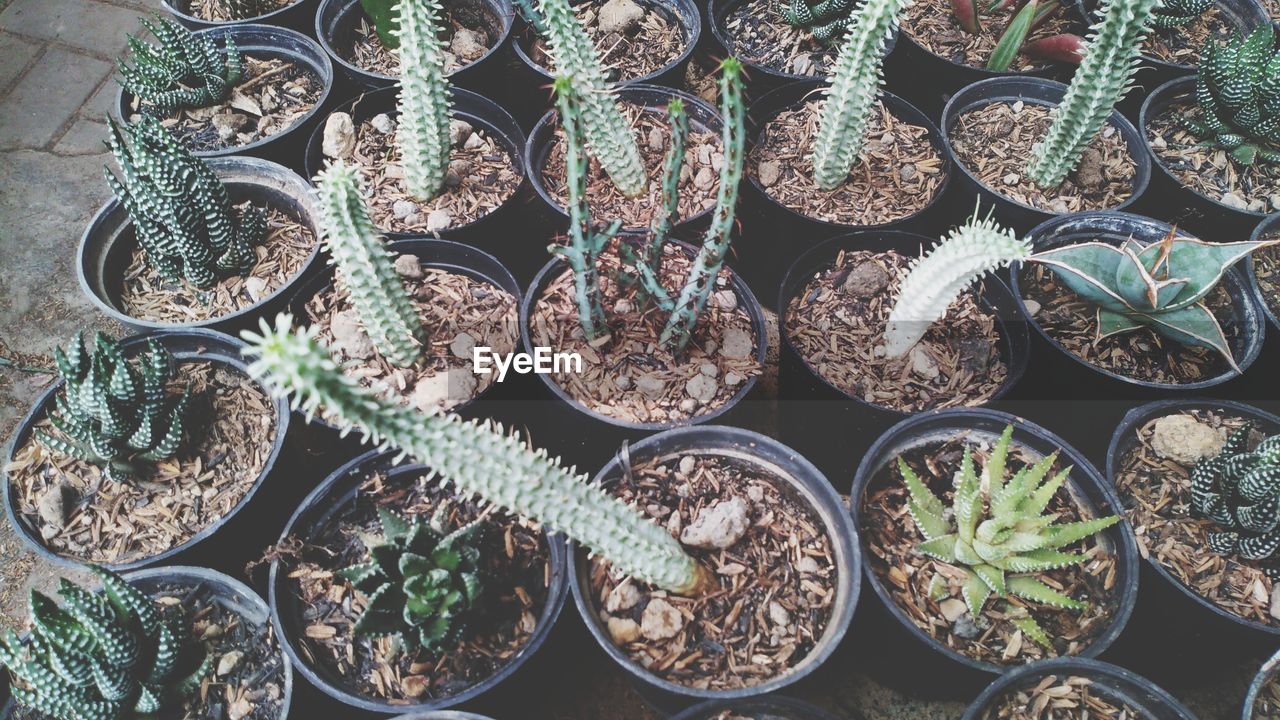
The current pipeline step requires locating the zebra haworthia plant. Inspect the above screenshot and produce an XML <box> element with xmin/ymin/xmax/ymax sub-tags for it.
<box><xmin>1152</xmin><ymin>0</ymin><xmax>1212</xmax><ymax>27</ymax></box>
<box><xmin>782</xmin><ymin>0</ymin><xmax>859</xmax><ymax>44</ymax></box>
<box><xmin>396</xmin><ymin>0</ymin><xmax>454</xmax><ymax>200</ymax></box>
<box><xmin>0</xmin><ymin>566</ymin><xmax>213</xmax><ymax>720</ymax></box>
<box><xmin>1182</xmin><ymin>25</ymin><xmax>1280</xmax><ymax>166</ymax></box>
<box><xmin>1192</xmin><ymin>425</ymin><xmax>1280</xmax><ymax>570</ymax></box>
<box><xmin>118</xmin><ymin>17</ymin><xmax>243</xmax><ymax>113</ymax></box>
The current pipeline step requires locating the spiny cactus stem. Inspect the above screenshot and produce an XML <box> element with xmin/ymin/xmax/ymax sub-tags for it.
<box><xmin>553</xmin><ymin>78</ymin><xmax>610</xmax><ymax>340</ymax></box>
<box><xmin>647</xmin><ymin>99</ymin><xmax>688</xmax><ymax>268</ymax></box>
<box><xmin>396</xmin><ymin>0</ymin><xmax>453</xmax><ymax>201</ymax></box>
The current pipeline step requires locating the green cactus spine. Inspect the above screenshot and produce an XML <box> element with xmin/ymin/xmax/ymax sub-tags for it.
<box><xmin>396</xmin><ymin>0</ymin><xmax>454</xmax><ymax>201</ymax></box>
<box><xmin>118</xmin><ymin>17</ymin><xmax>243</xmax><ymax>113</ymax></box>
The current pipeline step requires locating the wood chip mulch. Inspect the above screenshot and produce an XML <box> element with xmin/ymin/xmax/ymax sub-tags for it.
<box><xmin>303</xmin><ymin>260</ymin><xmax>518</xmax><ymax>415</ymax></box>
<box><xmin>784</xmin><ymin>249</ymin><xmax>1009</xmax><ymax>413</ymax></box>
<box><xmin>589</xmin><ymin>452</ymin><xmax>837</xmax><ymax>690</ymax></box>
<box><xmin>127</xmin><ymin>56</ymin><xmax>322</xmax><ymax>153</ymax></box>
<box><xmin>862</xmin><ymin>433</ymin><xmax>1121</xmax><ymax>667</ymax></box>
<box><xmin>1254</xmin><ymin>237</ymin><xmax>1280</xmax><ymax>321</ymax></box>
<box><xmin>1147</xmin><ymin>101</ymin><xmax>1280</xmax><ymax>215</ymax></box>
<box><xmin>529</xmin><ymin>242</ymin><xmax>761</xmax><ymax>424</ymax></box>
<box><xmin>526</xmin><ymin>0</ymin><xmax>685</xmax><ymax>82</ymax></box>
<box><xmin>903</xmin><ymin>0</ymin><xmax>1081</xmax><ymax>72</ymax></box>
<box><xmin>722</xmin><ymin>0</ymin><xmax>841</xmax><ymax>76</ymax></box>
<box><xmin>183</xmin><ymin>0</ymin><xmax>294</xmax><ymax>21</ymax></box>
<box><xmin>750</xmin><ymin>99</ymin><xmax>946</xmax><ymax>226</ymax></box>
<box><xmin>1142</xmin><ymin>2</ymin><xmax>1235</xmax><ymax>66</ymax></box>
<box><xmin>5</xmin><ymin>361</ymin><xmax>276</xmax><ymax>566</ymax></box>
<box><xmin>982</xmin><ymin>675</ymin><xmax>1140</xmax><ymax>719</ymax></box>
<box><xmin>1265</xmin><ymin>0</ymin><xmax>1280</xmax><ymax>18</ymax></box>
<box><xmin>118</xmin><ymin>204</ymin><xmax>315</xmax><ymax>324</ymax></box>
<box><xmin>1114</xmin><ymin>409</ymin><xmax>1280</xmax><ymax>628</ymax></box>
<box><xmin>1020</xmin><ymin>262</ymin><xmax>1238</xmax><ymax>384</ymax></box>
<box><xmin>949</xmin><ymin>101</ymin><xmax>1136</xmax><ymax>213</ymax></box>
<box><xmin>340</xmin><ymin>2</ymin><xmax>501</xmax><ymax>77</ymax></box>
<box><xmin>283</xmin><ymin>470</ymin><xmax>551</xmax><ymax>702</ymax></box>
<box><xmin>1256</xmin><ymin>666</ymin><xmax>1280</xmax><ymax>719</ymax></box>
<box><xmin>540</xmin><ymin>100</ymin><xmax>721</xmax><ymax>229</ymax></box>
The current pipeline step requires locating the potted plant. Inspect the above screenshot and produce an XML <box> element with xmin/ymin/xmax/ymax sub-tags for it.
<box><xmin>670</xmin><ymin>697</ymin><xmax>838</xmax><ymax>720</ymax></box>
<box><xmin>78</xmin><ymin>117</ymin><xmax>321</xmax><ymax>335</ymax></box>
<box><xmin>163</xmin><ymin>0</ymin><xmax>319</xmax><ymax>32</ymax></box>
<box><xmin>851</xmin><ymin>409</ymin><xmax>1139</xmax><ymax>696</ymax></box>
<box><xmin>4</xmin><ymin>329</ymin><xmax>291</xmax><ymax>573</ymax></box>
<box><xmin>962</xmin><ymin>657</ymin><xmax>1197</xmax><ymax>719</ymax></box>
<box><xmin>1248</xmin><ymin>213</ymin><xmax>1280</xmax><ymax>336</ymax></box>
<box><xmin>1246</xmin><ymin>647</ymin><xmax>1280</xmax><ymax>720</ymax></box>
<box><xmin>114</xmin><ymin>20</ymin><xmax>334</xmax><ymax>163</ymax></box>
<box><xmin>0</xmin><ymin>564</ymin><xmax>292</xmax><ymax>720</ymax></box>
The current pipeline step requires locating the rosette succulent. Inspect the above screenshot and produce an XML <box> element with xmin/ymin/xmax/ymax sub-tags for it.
<box><xmin>1192</xmin><ymin>425</ymin><xmax>1280</xmax><ymax>570</ymax></box>
<box><xmin>1181</xmin><ymin>25</ymin><xmax>1280</xmax><ymax>166</ymax></box>
<box><xmin>118</xmin><ymin>17</ymin><xmax>243</xmax><ymax>113</ymax></box>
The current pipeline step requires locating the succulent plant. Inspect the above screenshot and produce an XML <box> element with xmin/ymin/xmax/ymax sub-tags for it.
<box><xmin>951</xmin><ymin>0</ymin><xmax>1082</xmax><ymax>71</ymax></box>
<box><xmin>104</xmin><ymin>116</ymin><xmax>264</xmax><ymax>289</ymax></box>
<box><xmin>315</xmin><ymin>161</ymin><xmax>425</xmax><ymax>367</ymax></box>
<box><xmin>1152</xmin><ymin>0</ymin><xmax>1212</xmax><ymax>28</ymax></box>
<box><xmin>396</xmin><ymin>0</ymin><xmax>454</xmax><ymax>200</ymax></box>
<box><xmin>362</xmin><ymin>0</ymin><xmax>403</xmax><ymax>46</ymax></box>
<box><xmin>782</xmin><ymin>0</ymin><xmax>859</xmax><ymax>43</ymax></box>
<box><xmin>1180</xmin><ymin>25</ymin><xmax>1280</xmax><ymax>166</ymax></box>
<box><xmin>242</xmin><ymin>315</ymin><xmax>707</xmax><ymax>594</ymax></box>
<box><xmin>1026</xmin><ymin>0</ymin><xmax>1161</xmax><ymax>188</ymax></box>
<box><xmin>0</xmin><ymin>566</ymin><xmax>212</xmax><ymax>720</ymax></box>
<box><xmin>35</xmin><ymin>332</ymin><xmax>189</xmax><ymax>483</ymax></box>
<box><xmin>218</xmin><ymin>0</ymin><xmax>278</xmax><ymax>19</ymax></box>
<box><xmin>902</xmin><ymin>425</ymin><xmax>1121</xmax><ymax>622</ymax></box>
<box><xmin>118</xmin><ymin>17</ymin><xmax>243</xmax><ymax>113</ymax></box>
<box><xmin>883</xmin><ymin>211</ymin><xmax>1032</xmax><ymax>358</ymax></box>
<box><xmin>1029</xmin><ymin>229</ymin><xmax>1279</xmax><ymax>372</ymax></box>
<box><xmin>1192</xmin><ymin>425</ymin><xmax>1280</xmax><ymax>571</ymax></box>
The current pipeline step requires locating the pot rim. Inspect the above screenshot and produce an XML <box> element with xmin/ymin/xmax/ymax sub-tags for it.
<box><xmin>962</xmin><ymin>656</ymin><xmax>1197</xmax><ymax>720</ymax></box>
<box><xmin>1071</xmin><ymin>0</ymin><xmax>1270</xmax><ymax>72</ymax></box>
<box><xmin>1245</xmin><ymin>646</ymin><xmax>1280</xmax><ymax>720</ymax></box>
<box><xmin>1246</xmin><ymin>213</ymin><xmax>1280</xmax><ymax>336</ymax></box>
<box><xmin>668</xmin><ymin>695</ymin><xmax>839</xmax><ymax>720</ymax></box>
<box><xmin>162</xmin><ymin>0</ymin><xmax>310</xmax><ymax>26</ymax></box>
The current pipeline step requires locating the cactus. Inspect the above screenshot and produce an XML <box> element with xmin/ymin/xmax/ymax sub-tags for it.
<box><xmin>646</xmin><ymin>99</ymin><xmax>688</xmax><ymax>268</ymax></box>
<box><xmin>361</xmin><ymin>0</ymin><xmax>402</xmax><ymax>46</ymax></box>
<box><xmin>315</xmin><ymin>162</ymin><xmax>425</xmax><ymax>367</ymax></box>
<box><xmin>0</xmin><ymin>566</ymin><xmax>212</xmax><ymax>720</ymax></box>
<box><xmin>35</xmin><ymin>332</ymin><xmax>189</xmax><ymax>484</ymax></box>
<box><xmin>1026</xmin><ymin>0</ymin><xmax>1162</xmax><ymax>188</ymax></box>
<box><xmin>811</xmin><ymin>0</ymin><xmax>911</xmax><ymax>191</ymax></box>
<box><xmin>118</xmin><ymin>17</ymin><xmax>243</xmax><ymax>113</ymax></box>
<box><xmin>1192</xmin><ymin>426</ymin><xmax>1280</xmax><ymax>571</ymax></box>
<box><xmin>104</xmin><ymin>116</ymin><xmax>264</xmax><ymax>289</ymax></box>
<box><xmin>902</xmin><ymin>424</ymin><xmax>1121</xmax><ymax>618</ymax></box>
<box><xmin>396</xmin><ymin>0</ymin><xmax>454</xmax><ymax>200</ymax></box>
<box><xmin>1029</xmin><ymin>228</ymin><xmax>1279</xmax><ymax>373</ymax></box>
<box><xmin>536</xmin><ymin>0</ymin><xmax>647</xmax><ymax>196</ymax></box>
<box><xmin>340</xmin><ymin>508</ymin><xmax>484</xmax><ymax>653</ymax></box>
<box><xmin>883</xmin><ymin>212</ymin><xmax>1032</xmax><ymax>358</ymax></box>
<box><xmin>242</xmin><ymin>315</ymin><xmax>707</xmax><ymax>594</ymax></box>
<box><xmin>1180</xmin><ymin>25</ymin><xmax>1280</xmax><ymax>166</ymax></box>
<box><xmin>1152</xmin><ymin>0</ymin><xmax>1211</xmax><ymax>27</ymax></box>
<box><xmin>782</xmin><ymin>0</ymin><xmax>859</xmax><ymax>43</ymax></box>
<box><xmin>218</xmin><ymin>0</ymin><xmax>278</xmax><ymax>19</ymax></box>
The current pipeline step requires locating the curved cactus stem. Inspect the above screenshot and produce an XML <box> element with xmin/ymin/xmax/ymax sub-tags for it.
<box><xmin>646</xmin><ymin>98</ymin><xmax>688</xmax><ymax>269</ymax></box>
<box><xmin>396</xmin><ymin>0</ymin><xmax>453</xmax><ymax>201</ymax></box>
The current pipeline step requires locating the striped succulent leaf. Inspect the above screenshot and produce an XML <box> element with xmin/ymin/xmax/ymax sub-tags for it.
<box><xmin>1192</xmin><ymin>426</ymin><xmax>1280</xmax><ymax>570</ymax></box>
<box><xmin>1181</xmin><ymin>25</ymin><xmax>1280</xmax><ymax>166</ymax></box>
<box><xmin>118</xmin><ymin>17</ymin><xmax>243</xmax><ymax>113</ymax></box>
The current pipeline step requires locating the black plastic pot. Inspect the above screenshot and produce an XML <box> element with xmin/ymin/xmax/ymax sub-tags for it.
<box><xmin>670</xmin><ymin>696</ymin><xmax>838</xmax><ymax>720</ymax></box>
<box><xmin>963</xmin><ymin>658</ymin><xmax>1196</xmax><ymax>720</ymax></box>
<box><xmin>777</xmin><ymin>230</ymin><xmax>1031</xmax><ymax>487</ymax></box>
<box><xmin>79</xmin><ymin>156</ymin><xmax>322</xmax><ymax>337</ymax></box>
<box><xmin>268</xmin><ymin>447</ymin><xmax>570</xmax><ymax>716</ymax></box>
<box><xmin>2</xmin><ymin>329</ymin><xmax>292</xmax><ymax>575</ymax></box>
<box><xmin>1245</xmin><ymin>647</ymin><xmax>1280</xmax><ymax>720</ymax></box>
<box><xmin>1248</xmin><ymin>213</ymin><xmax>1280</xmax><ymax>337</ymax></box>
<box><xmin>115</xmin><ymin>24</ymin><xmax>333</xmax><ymax>169</ymax></box>
<box><xmin>390</xmin><ymin>714</ymin><xmax>496</xmax><ymax>720</ymax></box>
<box><xmin>517</xmin><ymin>238</ymin><xmax>768</xmax><ymax>472</ymax></box>
<box><xmin>739</xmin><ymin>80</ymin><xmax>954</xmax><ymax>295</ymax></box>
<box><xmin>850</xmin><ymin>408</ymin><xmax>1140</xmax><ymax>698</ymax></box>
<box><xmin>1138</xmin><ymin>77</ymin><xmax>1277</xmax><ymax>242</ymax></box>
<box><xmin>569</xmin><ymin>425</ymin><xmax>861</xmax><ymax>714</ymax></box>
<box><xmin>941</xmin><ymin>77</ymin><xmax>1151</xmax><ymax>235</ymax></box>
<box><xmin>316</xmin><ymin>0</ymin><xmax>515</xmax><ymax>93</ymax></box>
<box><xmin>162</xmin><ymin>0</ymin><xmax>318</xmax><ymax>32</ymax></box>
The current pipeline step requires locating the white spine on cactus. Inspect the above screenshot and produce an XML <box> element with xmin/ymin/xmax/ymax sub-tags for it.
<box><xmin>242</xmin><ymin>316</ymin><xmax>703</xmax><ymax>593</ymax></box>
<box><xmin>883</xmin><ymin>214</ymin><xmax>1031</xmax><ymax>358</ymax></box>
<box><xmin>396</xmin><ymin>0</ymin><xmax>453</xmax><ymax>200</ymax></box>
<box><xmin>536</xmin><ymin>0</ymin><xmax>647</xmax><ymax>197</ymax></box>
<box><xmin>1026</xmin><ymin>0</ymin><xmax>1162</xmax><ymax>187</ymax></box>
<box><xmin>812</xmin><ymin>0</ymin><xmax>911</xmax><ymax>191</ymax></box>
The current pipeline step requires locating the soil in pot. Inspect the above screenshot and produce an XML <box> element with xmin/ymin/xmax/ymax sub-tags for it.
<box><xmin>523</xmin><ymin>0</ymin><xmax>685</xmax><ymax>82</ymax></box>
<box><xmin>181</xmin><ymin>0</ymin><xmax>299</xmax><ymax>22</ymax></box>
<box><xmin>1146</xmin><ymin>99</ymin><xmax>1280</xmax><ymax>215</ymax></box>
<box><xmin>750</xmin><ymin>100</ymin><xmax>946</xmax><ymax>225</ymax></box>
<box><xmin>118</xmin><ymin>204</ymin><xmax>315</xmax><ymax>324</ymax></box>
<box><xmin>1142</xmin><ymin>3</ymin><xmax>1238</xmax><ymax>67</ymax></box>
<box><xmin>903</xmin><ymin>0</ymin><xmax>1080</xmax><ymax>72</ymax></box>
<box><xmin>784</xmin><ymin>249</ymin><xmax>1009</xmax><ymax>413</ymax></box>
<box><xmin>587</xmin><ymin>451</ymin><xmax>838</xmax><ymax>690</ymax></box>
<box><xmin>280</xmin><ymin>469</ymin><xmax>553</xmax><ymax>703</ymax></box>
<box><xmin>861</xmin><ymin>432</ymin><xmax>1122</xmax><ymax>666</ymax></box>
<box><xmin>528</xmin><ymin>243</ymin><xmax>761</xmax><ymax>424</ymax></box>
<box><xmin>950</xmin><ymin>101</ymin><xmax>1137</xmax><ymax>213</ymax></box>
<box><xmin>302</xmin><ymin>253</ymin><xmax>519</xmax><ymax>415</ymax></box>
<box><xmin>980</xmin><ymin>674</ymin><xmax>1140</xmax><ymax>719</ymax></box>
<box><xmin>719</xmin><ymin>0</ymin><xmax>842</xmax><ymax>76</ymax></box>
<box><xmin>1112</xmin><ymin>408</ymin><xmax>1280</xmax><ymax>628</ymax></box>
<box><xmin>1255</xmin><ymin>237</ymin><xmax>1280</xmax><ymax>320</ymax></box>
<box><xmin>6</xmin><ymin>360</ymin><xmax>277</xmax><ymax>566</ymax></box>
<box><xmin>1019</xmin><ymin>262</ymin><xmax>1239</xmax><ymax>384</ymax></box>
<box><xmin>540</xmin><ymin>101</ymin><xmax>721</xmax><ymax>228</ymax></box>
<box><xmin>324</xmin><ymin>112</ymin><xmax>521</xmax><ymax>234</ymax></box>
<box><xmin>340</xmin><ymin>0</ymin><xmax>502</xmax><ymax>77</ymax></box>
<box><xmin>124</xmin><ymin>55</ymin><xmax>323</xmax><ymax>153</ymax></box>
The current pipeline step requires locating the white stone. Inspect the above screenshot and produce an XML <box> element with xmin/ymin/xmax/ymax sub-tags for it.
<box><xmin>322</xmin><ymin>112</ymin><xmax>356</xmax><ymax>159</ymax></box>
<box><xmin>796</xmin><ymin>556</ymin><xmax>821</xmax><ymax>574</ymax></box>
<box><xmin>757</xmin><ymin>160</ymin><xmax>782</xmax><ymax>187</ymax></box>
<box><xmin>413</xmin><ymin>368</ymin><xmax>478</xmax><ymax>413</ymax></box>
<box><xmin>449</xmin><ymin>332</ymin><xmax>476</xmax><ymax>359</ymax></box>
<box><xmin>938</xmin><ymin>598</ymin><xmax>968</xmax><ymax>622</ymax></box>
<box><xmin>370</xmin><ymin>113</ymin><xmax>395</xmax><ymax>134</ymax></box>
<box><xmin>330</xmin><ymin>310</ymin><xmax>375</xmax><ymax>360</ymax></box>
<box><xmin>217</xmin><ymin>651</ymin><xmax>244</xmax><ymax>676</ymax></box>
<box><xmin>393</xmin><ymin>253</ymin><xmax>423</xmax><ymax>279</ymax></box>
<box><xmin>607</xmin><ymin>616</ymin><xmax>641</xmax><ymax>644</ymax></box>
<box><xmin>908</xmin><ymin>345</ymin><xmax>940</xmax><ymax>381</ymax></box>
<box><xmin>605</xmin><ymin>583</ymin><xmax>641</xmax><ymax>613</ymax></box>
<box><xmin>769</xmin><ymin>601</ymin><xmax>790</xmax><ymax>627</ymax></box>
<box><xmin>451</xmin><ymin>28</ymin><xmax>487</xmax><ymax>62</ymax></box>
<box><xmin>719</xmin><ymin>328</ymin><xmax>753</xmax><ymax>359</ymax></box>
<box><xmin>450</xmin><ymin>119</ymin><xmax>474</xmax><ymax>146</ymax></box>
<box><xmin>635</xmin><ymin>374</ymin><xmax>665</xmax><ymax>398</ymax></box>
<box><xmin>685</xmin><ymin>374</ymin><xmax>717</xmax><ymax>403</ymax></box>
<box><xmin>426</xmin><ymin>208</ymin><xmax>452</xmax><ymax>232</ymax></box>
<box><xmin>640</xmin><ymin>598</ymin><xmax>683</xmax><ymax>641</ymax></box>
<box><xmin>680</xmin><ymin>497</ymin><xmax>751</xmax><ymax>549</ymax></box>
<box><xmin>1150</xmin><ymin>414</ymin><xmax>1227</xmax><ymax>466</ymax></box>
<box><xmin>244</xmin><ymin>277</ymin><xmax>266</xmax><ymax>302</ymax></box>
<box><xmin>598</xmin><ymin>0</ymin><xmax>645</xmax><ymax>34</ymax></box>
<box><xmin>392</xmin><ymin>199</ymin><xmax>417</xmax><ymax>220</ymax></box>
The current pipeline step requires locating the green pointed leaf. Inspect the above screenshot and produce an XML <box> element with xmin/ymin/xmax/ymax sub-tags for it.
<box><xmin>917</xmin><ymin>534</ymin><xmax>960</xmax><ymax>562</ymax></box>
<box><xmin>899</xmin><ymin>458</ymin><xmax>946</xmax><ymax>517</ymax></box>
<box><xmin>962</xmin><ymin>570</ymin><xmax>992</xmax><ymax>615</ymax></box>
<box><xmin>1097</xmin><ymin>308</ymin><xmax>1145</xmax><ymax>339</ymax></box>
<box><xmin>1007</xmin><ymin>576</ymin><xmax>1085</xmax><ymax>609</ymax></box>
<box><xmin>984</xmin><ymin>425</ymin><xmax>1015</xmax><ymax>500</ymax></box>
<box><xmin>1025</xmin><ymin>467</ymin><xmax>1070</xmax><ymax>518</ymax></box>
<box><xmin>955</xmin><ymin>538</ymin><xmax>985</xmax><ymax>565</ymax></box>
<box><xmin>1137</xmin><ymin>302</ymin><xmax>1240</xmax><ymax>373</ymax></box>
<box><xmin>1162</xmin><ymin>237</ymin><xmax>1280</xmax><ymax>309</ymax></box>
<box><xmin>377</xmin><ymin>508</ymin><xmax>411</xmax><ymax>544</ymax></box>
<box><xmin>1005</xmin><ymin>548</ymin><xmax>1087</xmax><ymax>572</ymax></box>
<box><xmin>1011</xmin><ymin>615</ymin><xmax>1054</xmax><ymax>649</ymax></box>
<box><xmin>1039</xmin><ymin>514</ymin><xmax>1121</xmax><ymax>549</ymax></box>
<box><xmin>956</xmin><ymin>448</ymin><xmax>981</xmax><ymax>544</ymax></box>
<box><xmin>1031</xmin><ymin>243</ymin><xmax>1131</xmax><ymax>312</ymax></box>
<box><xmin>974</xmin><ymin>563</ymin><xmax>1007</xmax><ymax>595</ymax></box>
<box><xmin>987</xmin><ymin>0</ymin><xmax>1039</xmax><ymax>71</ymax></box>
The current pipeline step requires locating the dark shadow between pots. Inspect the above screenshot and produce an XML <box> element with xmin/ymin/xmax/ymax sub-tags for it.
<box><xmin>963</xmin><ymin>657</ymin><xmax>1196</xmax><ymax>720</ymax></box>
<box><xmin>670</xmin><ymin>695</ymin><xmax>839</xmax><ymax>720</ymax></box>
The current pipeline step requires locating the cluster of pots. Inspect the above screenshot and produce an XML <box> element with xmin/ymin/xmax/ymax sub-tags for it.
<box><xmin>5</xmin><ymin>0</ymin><xmax>1280</xmax><ymax>717</ymax></box>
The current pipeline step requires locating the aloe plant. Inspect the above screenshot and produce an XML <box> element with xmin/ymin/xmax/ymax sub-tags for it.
<box><xmin>1192</xmin><ymin>425</ymin><xmax>1280</xmax><ymax>566</ymax></box>
<box><xmin>396</xmin><ymin>0</ymin><xmax>454</xmax><ymax>200</ymax></box>
<box><xmin>1181</xmin><ymin>25</ymin><xmax>1280</xmax><ymax>166</ymax></box>
<box><xmin>118</xmin><ymin>17</ymin><xmax>243</xmax><ymax>113</ymax></box>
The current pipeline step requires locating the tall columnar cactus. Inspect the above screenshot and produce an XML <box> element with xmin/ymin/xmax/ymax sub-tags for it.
<box><xmin>242</xmin><ymin>315</ymin><xmax>706</xmax><ymax>594</ymax></box>
<box><xmin>1151</xmin><ymin>0</ymin><xmax>1211</xmax><ymax>27</ymax></box>
<box><xmin>396</xmin><ymin>0</ymin><xmax>454</xmax><ymax>200</ymax></box>
<box><xmin>118</xmin><ymin>17</ymin><xmax>243</xmax><ymax>113</ymax></box>
<box><xmin>1025</xmin><ymin>0</ymin><xmax>1162</xmax><ymax>188</ymax></box>
<box><xmin>883</xmin><ymin>212</ymin><xmax>1032</xmax><ymax>358</ymax></box>
<box><xmin>315</xmin><ymin>162</ymin><xmax>425</xmax><ymax>367</ymax></box>
<box><xmin>782</xmin><ymin>0</ymin><xmax>859</xmax><ymax>43</ymax></box>
<box><xmin>646</xmin><ymin>99</ymin><xmax>688</xmax><ymax>267</ymax></box>
<box><xmin>536</xmin><ymin>0</ymin><xmax>647</xmax><ymax>197</ymax></box>
<box><xmin>810</xmin><ymin>0</ymin><xmax>911</xmax><ymax>191</ymax></box>
<box><xmin>660</xmin><ymin>59</ymin><xmax>746</xmax><ymax>353</ymax></box>
<box><xmin>1181</xmin><ymin>25</ymin><xmax>1280</xmax><ymax>166</ymax></box>
<box><xmin>36</xmin><ymin>332</ymin><xmax>189</xmax><ymax>483</ymax></box>
<box><xmin>105</xmin><ymin>116</ymin><xmax>264</xmax><ymax>289</ymax></box>
<box><xmin>1192</xmin><ymin>426</ymin><xmax>1280</xmax><ymax>567</ymax></box>
<box><xmin>0</xmin><ymin>566</ymin><xmax>212</xmax><ymax>720</ymax></box>
<box><xmin>218</xmin><ymin>0</ymin><xmax>277</xmax><ymax>19</ymax></box>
